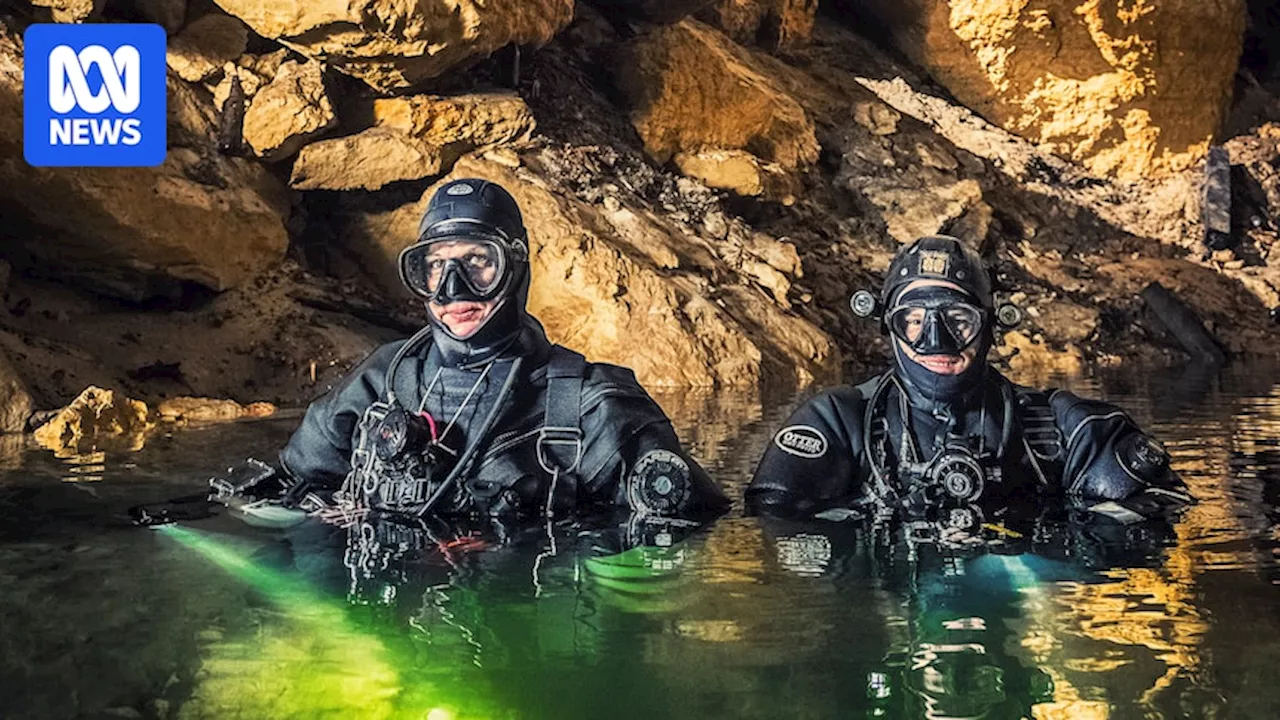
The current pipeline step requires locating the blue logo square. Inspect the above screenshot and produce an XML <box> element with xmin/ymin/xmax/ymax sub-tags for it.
<box><xmin>23</xmin><ymin>23</ymin><xmax>167</xmax><ymax>168</ymax></box>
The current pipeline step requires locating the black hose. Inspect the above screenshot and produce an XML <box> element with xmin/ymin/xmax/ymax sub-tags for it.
<box><xmin>416</xmin><ymin>356</ymin><xmax>523</xmax><ymax>517</ymax></box>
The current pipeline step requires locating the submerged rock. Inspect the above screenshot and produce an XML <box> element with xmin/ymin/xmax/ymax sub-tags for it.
<box><xmin>846</xmin><ymin>0</ymin><xmax>1248</xmax><ymax>180</ymax></box>
<box><xmin>0</xmin><ymin>349</ymin><xmax>32</xmax><ymax>434</ymax></box>
<box><xmin>155</xmin><ymin>397</ymin><xmax>276</xmax><ymax>424</ymax></box>
<box><xmin>33</xmin><ymin>387</ymin><xmax>154</xmax><ymax>454</ymax></box>
<box><xmin>211</xmin><ymin>0</ymin><xmax>574</xmax><ymax>93</ymax></box>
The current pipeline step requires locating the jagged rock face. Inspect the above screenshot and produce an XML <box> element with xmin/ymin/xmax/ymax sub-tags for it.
<box><xmin>33</xmin><ymin>386</ymin><xmax>153</xmax><ymax>454</ymax></box>
<box><xmin>242</xmin><ymin>60</ymin><xmax>338</xmax><ymax>161</ymax></box>
<box><xmin>291</xmin><ymin>93</ymin><xmax>535</xmax><ymax>190</ymax></box>
<box><xmin>166</xmin><ymin>13</ymin><xmax>248</xmax><ymax>83</ymax></box>
<box><xmin>30</xmin><ymin>0</ymin><xmax>103</xmax><ymax>23</ymax></box>
<box><xmin>615</xmin><ymin>19</ymin><xmax>819</xmax><ymax>184</ymax></box>
<box><xmin>211</xmin><ymin>0</ymin><xmax>574</xmax><ymax>92</ymax></box>
<box><xmin>673</xmin><ymin>148</ymin><xmax>799</xmax><ymax>204</ymax></box>
<box><xmin>0</xmin><ymin>28</ymin><xmax>291</xmax><ymax>302</ymax></box>
<box><xmin>0</xmin><ymin>350</ymin><xmax>32</xmax><ymax>434</ymax></box>
<box><xmin>848</xmin><ymin>0</ymin><xmax>1248</xmax><ymax>180</ymax></box>
<box><xmin>339</xmin><ymin>153</ymin><xmax>838</xmax><ymax>388</ymax></box>
<box><xmin>698</xmin><ymin>0</ymin><xmax>817</xmax><ymax>51</ymax></box>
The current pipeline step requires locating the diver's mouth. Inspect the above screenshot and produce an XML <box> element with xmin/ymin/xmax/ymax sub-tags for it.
<box><xmin>917</xmin><ymin>354</ymin><xmax>965</xmax><ymax>373</ymax></box>
<box><xmin>441</xmin><ymin>305</ymin><xmax>487</xmax><ymax>323</ymax></box>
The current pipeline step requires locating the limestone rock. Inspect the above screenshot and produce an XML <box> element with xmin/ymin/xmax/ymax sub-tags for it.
<box><xmin>33</xmin><ymin>387</ymin><xmax>153</xmax><ymax>454</ymax></box>
<box><xmin>0</xmin><ymin>349</ymin><xmax>32</xmax><ymax>434</ymax></box>
<box><xmin>211</xmin><ymin>0</ymin><xmax>574</xmax><ymax>93</ymax></box>
<box><xmin>698</xmin><ymin>0</ymin><xmax>817</xmax><ymax>51</ymax></box>
<box><xmin>242</xmin><ymin>60</ymin><xmax>337</xmax><ymax>161</ymax></box>
<box><xmin>0</xmin><ymin>26</ymin><xmax>291</xmax><ymax>301</ymax></box>
<box><xmin>290</xmin><ymin>93</ymin><xmax>535</xmax><ymax>191</ymax></box>
<box><xmin>998</xmin><ymin>330</ymin><xmax>1084</xmax><ymax>379</ymax></box>
<box><xmin>209</xmin><ymin>51</ymin><xmax>289</xmax><ymax>112</ymax></box>
<box><xmin>853</xmin><ymin>101</ymin><xmax>900</xmax><ymax>136</ymax></box>
<box><xmin>861</xmin><ymin>177</ymin><xmax>988</xmax><ymax>244</ymax></box>
<box><xmin>674</xmin><ymin>149</ymin><xmax>799</xmax><ymax>203</ymax></box>
<box><xmin>373</xmin><ymin>94</ymin><xmax>536</xmax><ymax>148</ymax></box>
<box><xmin>155</xmin><ymin>397</ymin><xmax>276</xmax><ymax>424</ymax></box>
<box><xmin>849</xmin><ymin>0</ymin><xmax>1248</xmax><ymax>180</ymax></box>
<box><xmin>166</xmin><ymin>13</ymin><xmax>247</xmax><ymax>83</ymax></box>
<box><xmin>615</xmin><ymin>20</ymin><xmax>819</xmax><ymax>170</ymax></box>
<box><xmin>31</xmin><ymin>0</ymin><xmax>103</xmax><ymax>23</ymax></box>
<box><xmin>745</xmin><ymin>233</ymin><xmax>802</xmax><ymax>277</ymax></box>
<box><xmin>291</xmin><ymin>130</ymin><xmax>443</xmax><ymax>191</ymax></box>
<box><xmin>210</xmin><ymin>62</ymin><xmax>265</xmax><ymax>112</ymax></box>
<box><xmin>133</xmin><ymin>0</ymin><xmax>186</xmax><ymax>32</ymax></box>
<box><xmin>340</xmin><ymin>153</ymin><xmax>838</xmax><ymax>388</ymax></box>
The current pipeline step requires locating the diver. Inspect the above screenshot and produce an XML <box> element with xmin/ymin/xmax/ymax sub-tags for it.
<box><xmin>272</xmin><ymin>178</ymin><xmax>729</xmax><ymax>523</ymax></box>
<box><xmin>746</xmin><ymin>235</ymin><xmax>1195</xmax><ymax>523</ymax></box>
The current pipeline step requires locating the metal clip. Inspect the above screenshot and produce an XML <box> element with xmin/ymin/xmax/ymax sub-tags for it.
<box><xmin>536</xmin><ymin>426</ymin><xmax>583</xmax><ymax>474</ymax></box>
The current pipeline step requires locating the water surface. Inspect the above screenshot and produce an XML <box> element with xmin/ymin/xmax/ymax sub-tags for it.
<box><xmin>1</xmin><ymin>365</ymin><xmax>1277</xmax><ymax>719</ymax></box>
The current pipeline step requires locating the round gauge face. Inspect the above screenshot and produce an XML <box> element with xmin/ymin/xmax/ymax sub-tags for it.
<box><xmin>374</xmin><ymin>407</ymin><xmax>409</xmax><ymax>462</ymax></box>
<box><xmin>629</xmin><ymin>449</ymin><xmax>692</xmax><ymax>516</ymax></box>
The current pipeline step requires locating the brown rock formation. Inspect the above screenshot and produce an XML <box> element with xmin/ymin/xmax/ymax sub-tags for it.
<box><xmin>339</xmin><ymin>153</ymin><xmax>838</xmax><ymax>388</ymax></box>
<box><xmin>0</xmin><ymin>28</ymin><xmax>291</xmax><ymax>301</ymax></box>
<box><xmin>31</xmin><ymin>0</ymin><xmax>103</xmax><ymax>23</ymax></box>
<box><xmin>614</xmin><ymin>20</ymin><xmax>819</xmax><ymax>171</ymax></box>
<box><xmin>210</xmin><ymin>0</ymin><xmax>574</xmax><ymax>93</ymax></box>
<box><xmin>290</xmin><ymin>93</ymin><xmax>536</xmax><ymax>190</ymax></box>
<box><xmin>242</xmin><ymin>59</ymin><xmax>338</xmax><ymax>161</ymax></box>
<box><xmin>0</xmin><ymin>349</ymin><xmax>32</xmax><ymax>434</ymax></box>
<box><xmin>698</xmin><ymin>0</ymin><xmax>817</xmax><ymax>51</ymax></box>
<box><xmin>847</xmin><ymin>0</ymin><xmax>1248</xmax><ymax>180</ymax></box>
<box><xmin>673</xmin><ymin>148</ymin><xmax>799</xmax><ymax>203</ymax></box>
<box><xmin>33</xmin><ymin>386</ymin><xmax>153</xmax><ymax>454</ymax></box>
<box><xmin>166</xmin><ymin>12</ymin><xmax>247</xmax><ymax>83</ymax></box>
<box><xmin>155</xmin><ymin>396</ymin><xmax>277</xmax><ymax>424</ymax></box>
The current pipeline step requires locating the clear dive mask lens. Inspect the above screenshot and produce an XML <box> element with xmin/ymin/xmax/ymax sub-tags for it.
<box><xmin>886</xmin><ymin>287</ymin><xmax>985</xmax><ymax>353</ymax></box>
<box><xmin>400</xmin><ymin>238</ymin><xmax>506</xmax><ymax>301</ymax></box>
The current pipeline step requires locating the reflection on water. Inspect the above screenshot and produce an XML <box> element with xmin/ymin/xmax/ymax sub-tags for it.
<box><xmin>0</xmin><ymin>366</ymin><xmax>1278</xmax><ymax>719</ymax></box>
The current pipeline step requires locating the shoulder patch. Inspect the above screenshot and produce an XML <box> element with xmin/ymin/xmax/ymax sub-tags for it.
<box><xmin>774</xmin><ymin>425</ymin><xmax>828</xmax><ymax>459</ymax></box>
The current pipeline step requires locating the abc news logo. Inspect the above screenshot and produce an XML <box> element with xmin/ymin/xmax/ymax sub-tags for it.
<box><xmin>24</xmin><ymin>24</ymin><xmax>166</xmax><ymax>167</ymax></box>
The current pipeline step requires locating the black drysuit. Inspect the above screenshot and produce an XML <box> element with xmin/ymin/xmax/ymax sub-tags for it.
<box><xmin>746</xmin><ymin>370</ymin><xmax>1193</xmax><ymax>521</ymax></box>
<box><xmin>280</xmin><ymin>319</ymin><xmax>727</xmax><ymax>519</ymax></box>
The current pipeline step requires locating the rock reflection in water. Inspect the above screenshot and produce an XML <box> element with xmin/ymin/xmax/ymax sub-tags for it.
<box><xmin>1</xmin><ymin>372</ymin><xmax>1279</xmax><ymax>719</ymax></box>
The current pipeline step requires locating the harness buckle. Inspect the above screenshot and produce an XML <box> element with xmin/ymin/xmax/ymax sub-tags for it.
<box><xmin>536</xmin><ymin>426</ymin><xmax>583</xmax><ymax>475</ymax></box>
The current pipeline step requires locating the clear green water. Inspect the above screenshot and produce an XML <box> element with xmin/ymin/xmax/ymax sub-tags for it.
<box><xmin>1</xmin><ymin>365</ymin><xmax>1278</xmax><ymax>720</ymax></box>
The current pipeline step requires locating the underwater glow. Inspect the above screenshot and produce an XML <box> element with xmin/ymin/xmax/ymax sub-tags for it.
<box><xmin>156</xmin><ymin>524</ymin><xmax>504</xmax><ymax>720</ymax></box>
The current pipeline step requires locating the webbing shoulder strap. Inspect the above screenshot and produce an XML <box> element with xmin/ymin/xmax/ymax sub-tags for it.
<box><xmin>1016</xmin><ymin>387</ymin><xmax>1064</xmax><ymax>490</ymax></box>
<box><xmin>537</xmin><ymin>346</ymin><xmax>587</xmax><ymax>477</ymax></box>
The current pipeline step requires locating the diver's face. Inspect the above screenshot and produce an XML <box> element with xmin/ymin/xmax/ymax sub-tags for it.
<box><xmin>424</xmin><ymin>241</ymin><xmax>499</xmax><ymax>339</ymax></box>
<box><xmin>892</xmin><ymin>279</ymin><xmax>979</xmax><ymax>376</ymax></box>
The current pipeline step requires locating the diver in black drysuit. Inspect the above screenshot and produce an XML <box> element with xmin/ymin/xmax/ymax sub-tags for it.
<box><xmin>279</xmin><ymin>178</ymin><xmax>728</xmax><ymax>521</ymax></box>
<box><xmin>746</xmin><ymin>235</ymin><xmax>1194</xmax><ymax>524</ymax></box>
